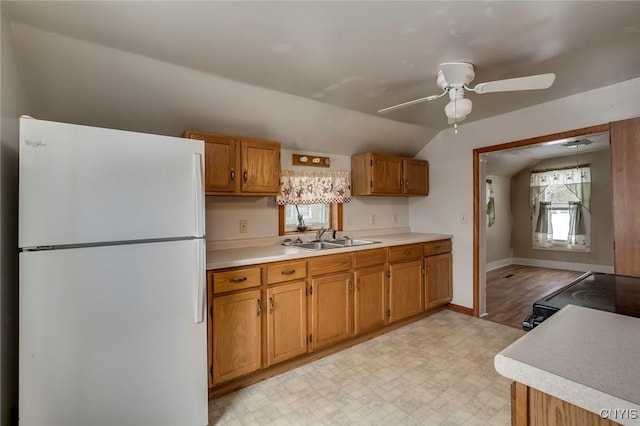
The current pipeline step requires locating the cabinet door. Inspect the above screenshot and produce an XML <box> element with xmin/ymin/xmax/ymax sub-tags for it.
<box><xmin>403</xmin><ymin>159</ymin><xmax>429</xmax><ymax>195</ymax></box>
<box><xmin>241</xmin><ymin>139</ymin><xmax>281</xmax><ymax>194</ymax></box>
<box><xmin>425</xmin><ymin>253</ymin><xmax>453</xmax><ymax>309</ymax></box>
<box><xmin>212</xmin><ymin>290</ymin><xmax>262</xmax><ymax>384</ymax></box>
<box><xmin>611</xmin><ymin>117</ymin><xmax>640</xmax><ymax>277</ymax></box>
<box><xmin>354</xmin><ymin>265</ymin><xmax>388</xmax><ymax>335</ymax></box>
<box><xmin>310</xmin><ymin>272</ymin><xmax>352</xmax><ymax>350</ymax></box>
<box><xmin>371</xmin><ymin>154</ymin><xmax>403</xmax><ymax>194</ymax></box>
<box><xmin>389</xmin><ymin>260</ymin><xmax>424</xmax><ymax>322</ymax></box>
<box><xmin>266</xmin><ymin>281</ymin><xmax>307</xmax><ymax>366</ymax></box>
<box><xmin>207</xmin><ymin>273</ymin><xmax>214</xmax><ymax>388</ymax></box>
<box><xmin>199</xmin><ymin>136</ymin><xmax>238</xmax><ymax>193</ymax></box>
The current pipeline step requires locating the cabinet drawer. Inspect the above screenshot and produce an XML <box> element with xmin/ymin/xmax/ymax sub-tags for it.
<box><xmin>309</xmin><ymin>253</ymin><xmax>352</xmax><ymax>276</ymax></box>
<box><xmin>388</xmin><ymin>244</ymin><xmax>423</xmax><ymax>262</ymax></box>
<box><xmin>354</xmin><ymin>248</ymin><xmax>388</xmax><ymax>269</ymax></box>
<box><xmin>424</xmin><ymin>239</ymin><xmax>452</xmax><ymax>256</ymax></box>
<box><xmin>212</xmin><ymin>267</ymin><xmax>261</xmax><ymax>294</ymax></box>
<box><xmin>267</xmin><ymin>260</ymin><xmax>307</xmax><ymax>284</ymax></box>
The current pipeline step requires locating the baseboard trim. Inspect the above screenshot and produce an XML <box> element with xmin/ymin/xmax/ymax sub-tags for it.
<box><xmin>446</xmin><ymin>303</ymin><xmax>474</xmax><ymax>316</ymax></box>
<box><xmin>512</xmin><ymin>258</ymin><xmax>614</xmax><ymax>274</ymax></box>
<box><xmin>487</xmin><ymin>257</ymin><xmax>514</xmax><ymax>272</ymax></box>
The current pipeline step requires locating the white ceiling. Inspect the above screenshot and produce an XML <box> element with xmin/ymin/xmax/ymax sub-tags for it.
<box><xmin>3</xmin><ymin>1</ymin><xmax>640</xmax><ymax>155</ymax></box>
<box><xmin>484</xmin><ymin>131</ymin><xmax>610</xmax><ymax>177</ymax></box>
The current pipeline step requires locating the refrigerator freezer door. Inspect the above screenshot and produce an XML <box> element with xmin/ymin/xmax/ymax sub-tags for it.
<box><xmin>19</xmin><ymin>239</ymin><xmax>207</xmax><ymax>426</ymax></box>
<box><xmin>19</xmin><ymin>117</ymin><xmax>205</xmax><ymax>248</ymax></box>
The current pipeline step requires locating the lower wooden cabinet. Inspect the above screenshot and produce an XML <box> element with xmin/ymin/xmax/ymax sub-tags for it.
<box><xmin>425</xmin><ymin>252</ymin><xmax>453</xmax><ymax>309</ymax></box>
<box><xmin>389</xmin><ymin>260</ymin><xmax>424</xmax><ymax>322</ymax></box>
<box><xmin>309</xmin><ymin>272</ymin><xmax>352</xmax><ymax>350</ymax></box>
<box><xmin>354</xmin><ymin>265</ymin><xmax>388</xmax><ymax>335</ymax></box>
<box><xmin>212</xmin><ymin>289</ymin><xmax>262</xmax><ymax>384</ymax></box>
<box><xmin>266</xmin><ymin>281</ymin><xmax>307</xmax><ymax>366</ymax></box>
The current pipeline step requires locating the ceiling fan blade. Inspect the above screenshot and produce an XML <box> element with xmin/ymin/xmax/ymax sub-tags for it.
<box><xmin>378</xmin><ymin>92</ymin><xmax>444</xmax><ymax>114</ymax></box>
<box><xmin>472</xmin><ymin>73</ymin><xmax>555</xmax><ymax>94</ymax></box>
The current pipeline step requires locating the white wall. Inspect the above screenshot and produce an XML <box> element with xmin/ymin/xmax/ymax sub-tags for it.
<box><xmin>1</xmin><ymin>14</ymin><xmax>30</xmax><ymax>425</ymax></box>
<box><xmin>411</xmin><ymin>77</ymin><xmax>640</xmax><ymax>309</ymax></box>
<box><xmin>485</xmin><ymin>175</ymin><xmax>512</xmax><ymax>266</ymax></box>
<box><xmin>205</xmin><ymin>149</ymin><xmax>410</xmax><ymax>241</ymax></box>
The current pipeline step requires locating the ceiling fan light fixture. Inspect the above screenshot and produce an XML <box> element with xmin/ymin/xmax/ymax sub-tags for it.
<box><xmin>445</xmin><ymin>97</ymin><xmax>472</xmax><ymax>119</ymax></box>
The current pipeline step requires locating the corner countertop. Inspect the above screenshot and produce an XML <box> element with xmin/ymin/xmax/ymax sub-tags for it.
<box><xmin>206</xmin><ymin>232</ymin><xmax>452</xmax><ymax>270</ymax></box>
<box><xmin>494</xmin><ymin>305</ymin><xmax>640</xmax><ymax>425</ymax></box>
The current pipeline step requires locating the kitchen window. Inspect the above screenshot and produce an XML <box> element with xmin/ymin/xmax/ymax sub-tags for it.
<box><xmin>276</xmin><ymin>170</ymin><xmax>350</xmax><ymax>236</ymax></box>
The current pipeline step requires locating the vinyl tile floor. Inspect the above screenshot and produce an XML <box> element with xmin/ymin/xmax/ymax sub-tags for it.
<box><xmin>208</xmin><ymin>310</ymin><xmax>525</xmax><ymax>425</ymax></box>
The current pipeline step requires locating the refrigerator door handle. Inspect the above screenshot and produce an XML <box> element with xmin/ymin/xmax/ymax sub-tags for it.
<box><xmin>195</xmin><ymin>240</ymin><xmax>205</xmax><ymax>324</ymax></box>
<box><xmin>193</xmin><ymin>153</ymin><xmax>205</xmax><ymax>237</ymax></box>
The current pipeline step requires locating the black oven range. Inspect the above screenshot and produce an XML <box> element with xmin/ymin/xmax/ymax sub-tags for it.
<box><xmin>522</xmin><ymin>272</ymin><xmax>640</xmax><ymax>331</ymax></box>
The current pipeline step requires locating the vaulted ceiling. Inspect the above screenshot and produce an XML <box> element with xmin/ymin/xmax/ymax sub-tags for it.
<box><xmin>3</xmin><ymin>1</ymin><xmax>640</xmax><ymax>156</ymax></box>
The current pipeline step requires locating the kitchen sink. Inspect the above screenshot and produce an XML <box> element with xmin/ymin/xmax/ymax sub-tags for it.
<box><xmin>291</xmin><ymin>239</ymin><xmax>380</xmax><ymax>251</ymax></box>
<box><xmin>292</xmin><ymin>241</ymin><xmax>344</xmax><ymax>250</ymax></box>
<box><xmin>325</xmin><ymin>239</ymin><xmax>380</xmax><ymax>247</ymax></box>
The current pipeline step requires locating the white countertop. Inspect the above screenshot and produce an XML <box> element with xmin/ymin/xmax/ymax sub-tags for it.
<box><xmin>494</xmin><ymin>305</ymin><xmax>640</xmax><ymax>425</ymax></box>
<box><xmin>206</xmin><ymin>232</ymin><xmax>452</xmax><ymax>270</ymax></box>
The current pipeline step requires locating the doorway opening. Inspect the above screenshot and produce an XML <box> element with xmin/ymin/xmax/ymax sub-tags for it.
<box><xmin>472</xmin><ymin>123</ymin><xmax>612</xmax><ymax>327</ymax></box>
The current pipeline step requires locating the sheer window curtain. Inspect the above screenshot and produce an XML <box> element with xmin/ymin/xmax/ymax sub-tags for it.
<box><xmin>486</xmin><ymin>180</ymin><xmax>495</xmax><ymax>227</ymax></box>
<box><xmin>530</xmin><ymin>166</ymin><xmax>591</xmax><ymax>251</ymax></box>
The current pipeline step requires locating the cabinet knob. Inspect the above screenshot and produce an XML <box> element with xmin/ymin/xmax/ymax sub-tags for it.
<box><xmin>403</xmin><ymin>251</ymin><xmax>409</xmax><ymax>255</ymax></box>
<box><xmin>257</xmin><ymin>299</ymin><xmax>262</xmax><ymax>316</ymax></box>
<box><xmin>243</xmin><ymin>171</ymin><xmax>248</xmax><ymax>182</ymax></box>
<box><xmin>230</xmin><ymin>169</ymin><xmax>235</xmax><ymax>182</ymax></box>
<box><xmin>281</xmin><ymin>269</ymin><xmax>296</xmax><ymax>275</ymax></box>
<box><xmin>229</xmin><ymin>277</ymin><xmax>247</xmax><ymax>283</ymax></box>
<box><xmin>269</xmin><ymin>297</ymin><xmax>274</xmax><ymax>314</ymax></box>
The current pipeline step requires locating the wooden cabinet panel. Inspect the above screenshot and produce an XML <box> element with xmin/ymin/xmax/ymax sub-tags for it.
<box><xmin>353</xmin><ymin>248</ymin><xmax>387</xmax><ymax>269</ymax></box>
<box><xmin>241</xmin><ymin>139</ymin><xmax>281</xmax><ymax>193</ymax></box>
<box><xmin>266</xmin><ymin>260</ymin><xmax>307</xmax><ymax>285</ymax></box>
<box><xmin>388</xmin><ymin>260</ymin><xmax>424</xmax><ymax>321</ymax></box>
<box><xmin>371</xmin><ymin>154</ymin><xmax>403</xmax><ymax>194</ymax></box>
<box><xmin>266</xmin><ymin>281</ymin><xmax>307</xmax><ymax>366</ymax></box>
<box><xmin>425</xmin><ymin>253</ymin><xmax>452</xmax><ymax>309</ymax></box>
<box><xmin>184</xmin><ymin>130</ymin><xmax>281</xmax><ymax>196</ymax></box>
<box><xmin>403</xmin><ymin>159</ymin><xmax>429</xmax><ymax>195</ymax></box>
<box><xmin>212</xmin><ymin>266</ymin><xmax>261</xmax><ymax>294</ymax></box>
<box><xmin>351</xmin><ymin>152</ymin><xmax>429</xmax><ymax>197</ymax></box>
<box><xmin>212</xmin><ymin>290</ymin><xmax>262</xmax><ymax>384</ymax></box>
<box><xmin>310</xmin><ymin>273</ymin><xmax>352</xmax><ymax>350</ymax></box>
<box><xmin>611</xmin><ymin>117</ymin><xmax>640</xmax><ymax>277</ymax></box>
<box><xmin>207</xmin><ymin>272</ymin><xmax>214</xmax><ymax>388</ymax></box>
<box><xmin>424</xmin><ymin>239</ymin><xmax>452</xmax><ymax>257</ymax></box>
<box><xmin>309</xmin><ymin>253</ymin><xmax>352</xmax><ymax>276</ymax></box>
<box><xmin>354</xmin><ymin>265</ymin><xmax>388</xmax><ymax>335</ymax></box>
<box><xmin>389</xmin><ymin>244</ymin><xmax>423</xmax><ymax>263</ymax></box>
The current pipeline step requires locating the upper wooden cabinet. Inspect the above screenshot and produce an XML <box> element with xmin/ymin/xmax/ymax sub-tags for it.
<box><xmin>184</xmin><ymin>130</ymin><xmax>281</xmax><ymax>196</ymax></box>
<box><xmin>351</xmin><ymin>153</ymin><xmax>429</xmax><ymax>196</ymax></box>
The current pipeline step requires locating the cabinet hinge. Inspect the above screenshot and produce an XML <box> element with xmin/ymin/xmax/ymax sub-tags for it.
<box><xmin>370</xmin><ymin>180</ymin><xmax>373</xmax><ymax>188</ymax></box>
<box><xmin>387</xmin><ymin>270</ymin><xmax>391</xmax><ymax>278</ymax></box>
<box><xmin>309</xmin><ymin>334</ymin><xmax>312</xmax><ymax>343</ymax></box>
<box><xmin>370</xmin><ymin>159</ymin><xmax>373</xmax><ymax>166</ymax></box>
<box><xmin>309</xmin><ymin>285</ymin><xmax>313</xmax><ymax>295</ymax></box>
<box><xmin>386</xmin><ymin>309</ymin><xmax>391</xmax><ymax>318</ymax></box>
<box><xmin>209</xmin><ymin>365</ymin><xmax>213</xmax><ymax>378</ymax></box>
<box><xmin>421</xmin><ymin>267</ymin><xmax>425</xmax><ymax>276</ymax></box>
<box><xmin>209</xmin><ymin>305</ymin><xmax>213</xmax><ymax>318</ymax></box>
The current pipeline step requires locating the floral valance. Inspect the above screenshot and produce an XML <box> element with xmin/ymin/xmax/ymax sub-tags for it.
<box><xmin>276</xmin><ymin>170</ymin><xmax>351</xmax><ymax>205</ymax></box>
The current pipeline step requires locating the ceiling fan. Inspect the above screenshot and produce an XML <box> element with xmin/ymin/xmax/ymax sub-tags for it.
<box><xmin>378</xmin><ymin>62</ymin><xmax>556</xmax><ymax>131</ymax></box>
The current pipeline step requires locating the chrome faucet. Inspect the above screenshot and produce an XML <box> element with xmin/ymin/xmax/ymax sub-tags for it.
<box><xmin>315</xmin><ymin>227</ymin><xmax>327</xmax><ymax>241</ymax></box>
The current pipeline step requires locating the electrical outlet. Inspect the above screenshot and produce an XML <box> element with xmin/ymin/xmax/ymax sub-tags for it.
<box><xmin>370</xmin><ymin>214</ymin><xmax>376</xmax><ymax>225</ymax></box>
<box><xmin>239</xmin><ymin>219</ymin><xmax>248</xmax><ymax>233</ymax></box>
<box><xmin>392</xmin><ymin>213</ymin><xmax>398</xmax><ymax>224</ymax></box>
<box><xmin>460</xmin><ymin>213</ymin><xmax>468</xmax><ymax>224</ymax></box>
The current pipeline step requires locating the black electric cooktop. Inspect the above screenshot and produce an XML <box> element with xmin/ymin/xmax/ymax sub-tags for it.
<box><xmin>523</xmin><ymin>272</ymin><xmax>640</xmax><ymax>330</ymax></box>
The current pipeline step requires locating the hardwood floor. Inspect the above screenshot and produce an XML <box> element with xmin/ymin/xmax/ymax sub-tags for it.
<box><xmin>484</xmin><ymin>265</ymin><xmax>585</xmax><ymax>329</ymax></box>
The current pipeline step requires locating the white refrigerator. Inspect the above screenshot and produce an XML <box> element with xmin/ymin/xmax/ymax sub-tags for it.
<box><xmin>18</xmin><ymin>117</ymin><xmax>208</xmax><ymax>426</ymax></box>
